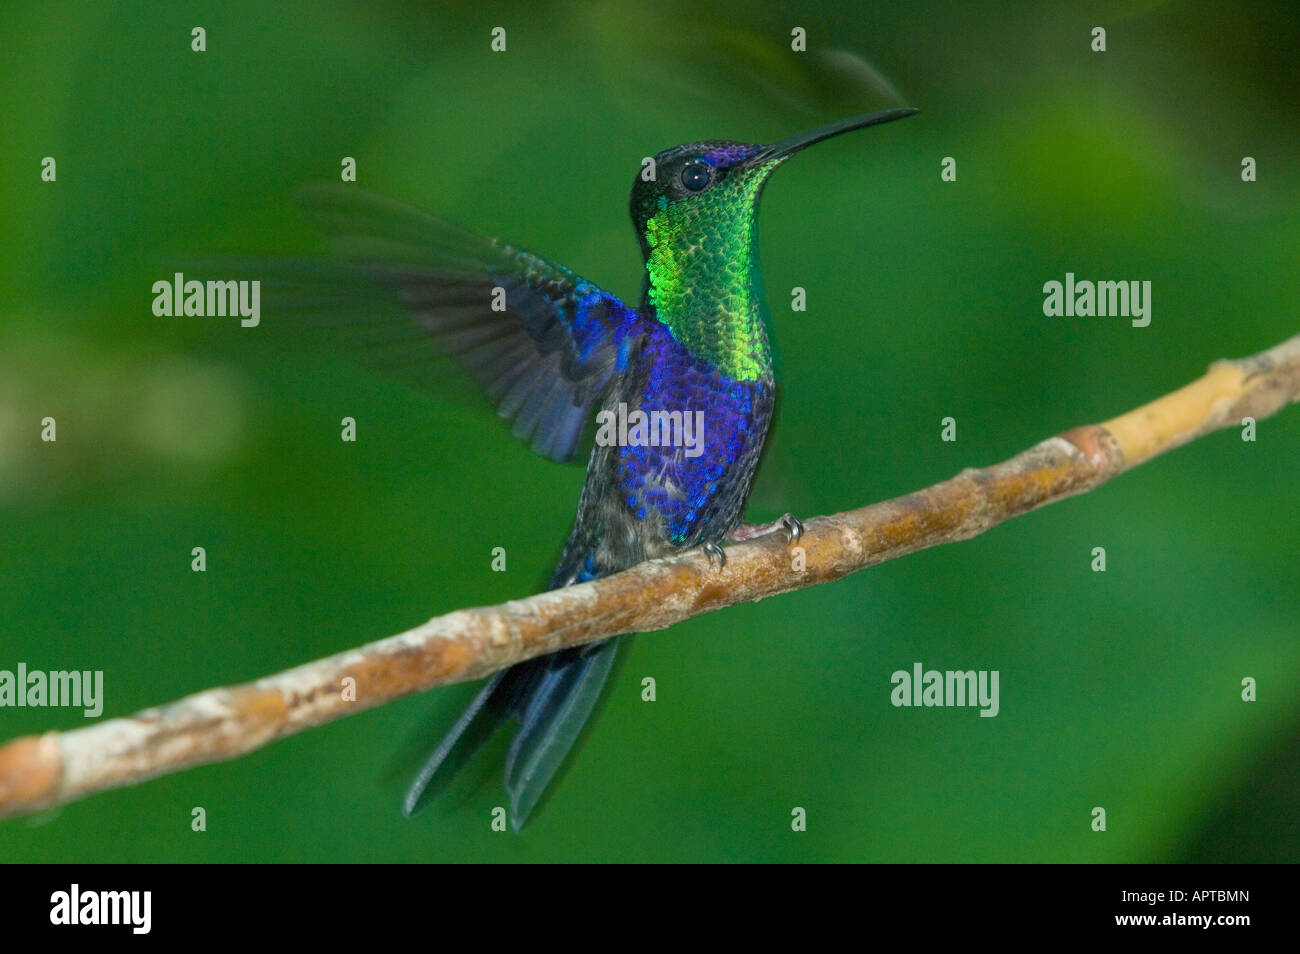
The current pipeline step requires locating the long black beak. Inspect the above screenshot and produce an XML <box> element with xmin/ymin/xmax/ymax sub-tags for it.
<box><xmin>748</xmin><ymin>107</ymin><xmax>918</xmax><ymax>165</ymax></box>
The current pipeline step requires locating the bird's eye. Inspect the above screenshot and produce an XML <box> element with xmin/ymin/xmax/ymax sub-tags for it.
<box><xmin>680</xmin><ymin>162</ymin><xmax>712</xmax><ymax>192</ymax></box>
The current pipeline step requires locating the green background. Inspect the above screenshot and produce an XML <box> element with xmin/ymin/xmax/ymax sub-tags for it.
<box><xmin>1</xmin><ymin>0</ymin><xmax>1296</xmax><ymax>862</ymax></box>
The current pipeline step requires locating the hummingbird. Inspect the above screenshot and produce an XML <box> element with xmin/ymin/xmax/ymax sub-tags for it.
<box><xmin>297</xmin><ymin>106</ymin><xmax>917</xmax><ymax>830</ymax></box>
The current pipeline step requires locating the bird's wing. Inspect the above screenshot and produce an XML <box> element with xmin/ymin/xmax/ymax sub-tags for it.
<box><xmin>295</xmin><ymin>182</ymin><xmax>647</xmax><ymax>463</ymax></box>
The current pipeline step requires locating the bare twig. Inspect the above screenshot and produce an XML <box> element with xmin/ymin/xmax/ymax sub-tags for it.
<box><xmin>2</xmin><ymin>334</ymin><xmax>1298</xmax><ymax>820</ymax></box>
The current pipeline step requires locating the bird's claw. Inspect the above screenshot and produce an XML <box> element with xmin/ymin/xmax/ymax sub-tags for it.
<box><xmin>702</xmin><ymin>542</ymin><xmax>727</xmax><ymax>569</ymax></box>
<box><xmin>780</xmin><ymin>513</ymin><xmax>804</xmax><ymax>544</ymax></box>
<box><xmin>728</xmin><ymin>512</ymin><xmax>804</xmax><ymax>545</ymax></box>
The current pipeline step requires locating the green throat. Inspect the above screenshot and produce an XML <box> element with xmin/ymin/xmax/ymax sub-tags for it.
<box><xmin>642</xmin><ymin>158</ymin><xmax>784</xmax><ymax>381</ymax></box>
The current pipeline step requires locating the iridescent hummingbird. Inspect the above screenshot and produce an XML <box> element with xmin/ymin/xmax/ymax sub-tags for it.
<box><xmin>298</xmin><ymin>106</ymin><xmax>917</xmax><ymax>829</ymax></box>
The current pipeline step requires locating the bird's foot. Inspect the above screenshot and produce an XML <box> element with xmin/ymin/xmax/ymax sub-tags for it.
<box><xmin>702</xmin><ymin>542</ymin><xmax>727</xmax><ymax>569</ymax></box>
<box><xmin>728</xmin><ymin>513</ymin><xmax>804</xmax><ymax>545</ymax></box>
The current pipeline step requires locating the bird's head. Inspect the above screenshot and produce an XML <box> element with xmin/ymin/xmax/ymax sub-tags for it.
<box><xmin>629</xmin><ymin>108</ymin><xmax>918</xmax><ymax>258</ymax></box>
<box><xmin>628</xmin><ymin>108</ymin><xmax>917</xmax><ymax>379</ymax></box>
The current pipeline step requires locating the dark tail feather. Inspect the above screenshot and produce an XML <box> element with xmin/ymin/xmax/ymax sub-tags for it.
<box><xmin>403</xmin><ymin>639</ymin><xmax>621</xmax><ymax>828</ymax></box>
<box><xmin>504</xmin><ymin>639</ymin><xmax>619</xmax><ymax>830</ymax></box>
<box><xmin>402</xmin><ymin>669</ymin><xmax>509</xmax><ymax>818</ymax></box>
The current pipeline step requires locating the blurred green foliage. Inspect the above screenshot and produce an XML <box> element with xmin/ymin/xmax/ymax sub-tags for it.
<box><xmin>1</xmin><ymin>0</ymin><xmax>1296</xmax><ymax>862</ymax></box>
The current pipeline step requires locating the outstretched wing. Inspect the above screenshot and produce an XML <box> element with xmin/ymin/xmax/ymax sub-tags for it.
<box><xmin>296</xmin><ymin>182</ymin><xmax>646</xmax><ymax>463</ymax></box>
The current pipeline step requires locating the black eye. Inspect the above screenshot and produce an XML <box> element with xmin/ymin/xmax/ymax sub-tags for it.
<box><xmin>680</xmin><ymin>162</ymin><xmax>711</xmax><ymax>192</ymax></box>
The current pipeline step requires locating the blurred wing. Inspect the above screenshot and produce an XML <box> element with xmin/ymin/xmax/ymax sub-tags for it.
<box><xmin>296</xmin><ymin>182</ymin><xmax>647</xmax><ymax>462</ymax></box>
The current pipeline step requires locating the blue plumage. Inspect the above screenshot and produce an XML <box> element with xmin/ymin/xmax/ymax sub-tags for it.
<box><xmin>619</xmin><ymin>324</ymin><xmax>768</xmax><ymax>545</ymax></box>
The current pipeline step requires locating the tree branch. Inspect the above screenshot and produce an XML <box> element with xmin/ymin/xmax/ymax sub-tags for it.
<box><xmin>2</xmin><ymin>334</ymin><xmax>1298</xmax><ymax>820</ymax></box>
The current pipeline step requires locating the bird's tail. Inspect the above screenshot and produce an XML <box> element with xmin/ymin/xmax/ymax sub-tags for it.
<box><xmin>403</xmin><ymin>637</ymin><xmax>621</xmax><ymax>830</ymax></box>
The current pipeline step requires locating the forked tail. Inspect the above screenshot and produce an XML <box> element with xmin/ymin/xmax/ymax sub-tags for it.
<box><xmin>403</xmin><ymin>638</ymin><xmax>621</xmax><ymax>830</ymax></box>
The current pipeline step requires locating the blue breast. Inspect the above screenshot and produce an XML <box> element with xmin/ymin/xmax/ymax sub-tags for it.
<box><xmin>617</xmin><ymin>324</ymin><xmax>766</xmax><ymax>544</ymax></box>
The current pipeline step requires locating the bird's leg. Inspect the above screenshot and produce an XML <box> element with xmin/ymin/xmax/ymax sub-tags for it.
<box><xmin>728</xmin><ymin>513</ymin><xmax>804</xmax><ymax>544</ymax></box>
